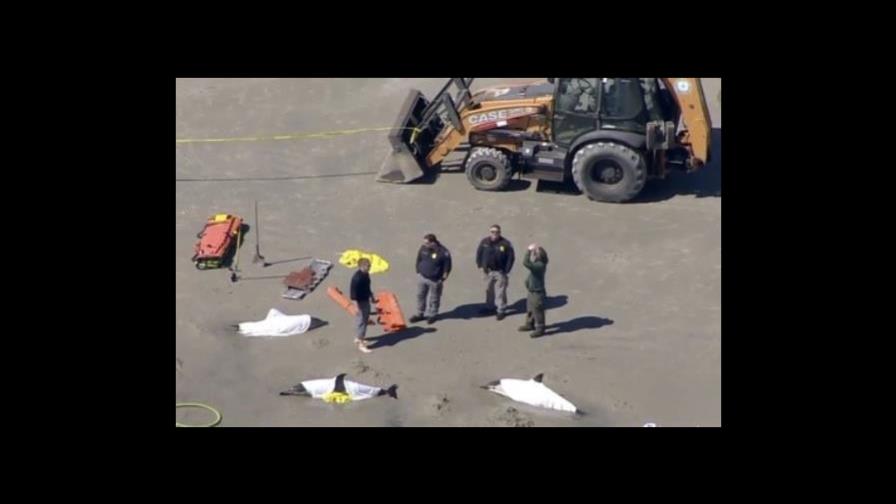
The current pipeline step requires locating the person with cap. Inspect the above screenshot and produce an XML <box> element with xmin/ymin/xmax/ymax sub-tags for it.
<box><xmin>475</xmin><ymin>224</ymin><xmax>515</xmax><ymax>320</ymax></box>
<box><xmin>519</xmin><ymin>243</ymin><xmax>549</xmax><ymax>338</ymax></box>
<box><xmin>349</xmin><ymin>258</ymin><xmax>377</xmax><ymax>353</ymax></box>
<box><xmin>409</xmin><ymin>233</ymin><xmax>452</xmax><ymax>324</ymax></box>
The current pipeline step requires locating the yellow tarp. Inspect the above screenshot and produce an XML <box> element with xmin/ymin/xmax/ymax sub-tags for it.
<box><xmin>322</xmin><ymin>391</ymin><xmax>352</xmax><ymax>404</ymax></box>
<box><xmin>338</xmin><ymin>249</ymin><xmax>390</xmax><ymax>274</ymax></box>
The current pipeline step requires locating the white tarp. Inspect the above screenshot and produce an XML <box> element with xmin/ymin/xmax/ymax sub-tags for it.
<box><xmin>238</xmin><ymin>308</ymin><xmax>312</xmax><ymax>337</ymax></box>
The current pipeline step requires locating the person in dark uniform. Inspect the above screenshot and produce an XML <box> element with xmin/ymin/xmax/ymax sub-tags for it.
<box><xmin>410</xmin><ymin>233</ymin><xmax>452</xmax><ymax>324</ymax></box>
<box><xmin>349</xmin><ymin>258</ymin><xmax>376</xmax><ymax>353</ymax></box>
<box><xmin>476</xmin><ymin>224</ymin><xmax>515</xmax><ymax>320</ymax></box>
<box><xmin>519</xmin><ymin>243</ymin><xmax>549</xmax><ymax>338</ymax></box>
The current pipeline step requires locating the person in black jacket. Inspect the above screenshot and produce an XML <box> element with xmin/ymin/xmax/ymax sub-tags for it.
<box><xmin>410</xmin><ymin>233</ymin><xmax>452</xmax><ymax>324</ymax></box>
<box><xmin>349</xmin><ymin>258</ymin><xmax>376</xmax><ymax>353</ymax></box>
<box><xmin>475</xmin><ymin>224</ymin><xmax>515</xmax><ymax>320</ymax></box>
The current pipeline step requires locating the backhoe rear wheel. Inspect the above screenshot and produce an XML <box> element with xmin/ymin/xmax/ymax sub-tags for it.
<box><xmin>465</xmin><ymin>147</ymin><xmax>512</xmax><ymax>191</ymax></box>
<box><xmin>572</xmin><ymin>142</ymin><xmax>646</xmax><ymax>203</ymax></box>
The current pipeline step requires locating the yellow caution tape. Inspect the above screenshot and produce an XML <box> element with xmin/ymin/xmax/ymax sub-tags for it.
<box><xmin>176</xmin><ymin>127</ymin><xmax>422</xmax><ymax>145</ymax></box>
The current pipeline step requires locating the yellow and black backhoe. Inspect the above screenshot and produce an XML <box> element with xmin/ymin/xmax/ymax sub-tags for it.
<box><xmin>378</xmin><ymin>78</ymin><xmax>711</xmax><ymax>203</ymax></box>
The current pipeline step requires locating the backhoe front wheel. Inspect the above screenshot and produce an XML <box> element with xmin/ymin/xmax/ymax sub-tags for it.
<box><xmin>572</xmin><ymin>142</ymin><xmax>647</xmax><ymax>203</ymax></box>
<box><xmin>465</xmin><ymin>147</ymin><xmax>512</xmax><ymax>191</ymax></box>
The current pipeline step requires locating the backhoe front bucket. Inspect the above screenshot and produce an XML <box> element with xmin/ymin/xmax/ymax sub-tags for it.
<box><xmin>376</xmin><ymin>89</ymin><xmax>431</xmax><ymax>184</ymax></box>
<box><xmin>377</xmin><ymin>144</ymin><xmax>425</xmax><ymax>183</ymax></box>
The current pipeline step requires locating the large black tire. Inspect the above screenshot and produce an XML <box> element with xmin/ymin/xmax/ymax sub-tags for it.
<box><xmin>465</xmin><ymin>147</ymin><xmax>512</xmax><ymax>191</ymax></box>
<box><xmin>571</xmin><ymin>142</ymin><xmax>647</xmax><ymax>203</ymax></box>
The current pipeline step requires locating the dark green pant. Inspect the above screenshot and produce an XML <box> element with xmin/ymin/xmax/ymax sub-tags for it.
<box><xmin>526</xmin><ymin>290</ymin><xmax>546</xmax><ymax>329</ymax></box>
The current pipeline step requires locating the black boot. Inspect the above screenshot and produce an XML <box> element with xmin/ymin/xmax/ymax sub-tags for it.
<box><xmin>529</xmin><ymin>326</ymin><xmax>545</xmax><ymax>338</ymax></box>
<box><xmin>518</xmin><ymin>324</ymin><xmax>534</xmax><ymax>332</ymax></box>
<box><xmin>409</xmin><ymin>314</ymin><xmax>425</xmax><ymax>323</ymax></box>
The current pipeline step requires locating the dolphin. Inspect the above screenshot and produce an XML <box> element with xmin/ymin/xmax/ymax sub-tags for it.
<box><xmin>280</xmin><ymin>373</ymin><xmax>398</xmax><ymax>401</ymax></box>
<box><xmin>481</xmin><ymin>373</ymin><xmax>578</xmax><ymax>413</ymax></box>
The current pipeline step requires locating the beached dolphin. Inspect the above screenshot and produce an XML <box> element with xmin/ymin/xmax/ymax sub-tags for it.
<box><xmin>481</xmin><ymin>373</ymin><xmax>578</xmax><ymax>413</ymax></box>
<box><xmin>280</xmin><ymin>373</ymin><xmax>398</xmax><ymax>403</ymax></box>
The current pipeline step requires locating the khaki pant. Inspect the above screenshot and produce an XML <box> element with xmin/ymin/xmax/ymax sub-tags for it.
<box><xmin>416</xmin><ymin>274</ymin><xmax>443</xmax><ymax>317</ymax></box>
<box><xmin>484</xmin><ymin>270</ymin><xmax>508</xmax><ymax>314</ymax></box>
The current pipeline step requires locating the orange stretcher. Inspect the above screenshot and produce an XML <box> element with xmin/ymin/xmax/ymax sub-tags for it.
<box><xmin>372</xmin><ymin>291</ymin><xmax>406</xmax><ymax>333</ymax></box>
<box><xmin>327</xmin><ymin>286</ymin><xmax>360</xmax><ymax>316</ymax></box>
<box><xmin>192</xmin><ymin>213</ymin><xmax>243</xmax><ymax>270</ymax></box>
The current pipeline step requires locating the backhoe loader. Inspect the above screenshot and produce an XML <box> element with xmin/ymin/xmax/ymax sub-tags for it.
<box><xmin>377</xmin><ymin>78</ymin><xmax>712</xmax><ymax>203</ymax></box>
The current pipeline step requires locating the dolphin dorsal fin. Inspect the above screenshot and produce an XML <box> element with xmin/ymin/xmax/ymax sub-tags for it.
<box><xmin>532</xmin><ymin>373</ymin><xmax>544</xmax><ymax>383</ymax></box>
<box><xmin>334</xmin><ymin>373</ymin><xmax>348</xmax><ymax>393</ymax></box>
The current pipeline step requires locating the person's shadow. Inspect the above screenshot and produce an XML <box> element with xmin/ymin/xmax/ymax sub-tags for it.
<box><xmin>434</xmin><ymin>303</ymin><xmax>485</xmax><ymax>320</ymax></box>
<box><xmin>534</xmin><ymin>316</ymin><xmax>614</xmax><ymax>338</ymax></box>
<box><xmin>366</xmin><ymin>326</ymin><xmax>437</xmax><ymax>349</ymax></box>
<box><xmin>438</xmin><ymin>295</ymin><xmax>568</xmax><ymax>320</ymax></box>
<box><xmin>503</xmin><ymin>295</ymin><xmax>568</xmax><ymax>316</ymax></box>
